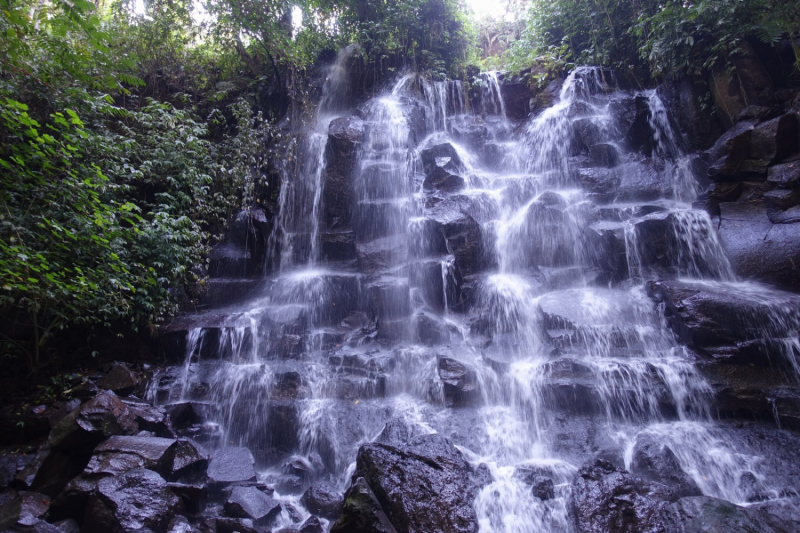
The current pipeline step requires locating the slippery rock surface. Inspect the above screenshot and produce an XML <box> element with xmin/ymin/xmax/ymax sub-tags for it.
<box><xmin>83</xmin><ymin>468</ymin><xmax>180</xmax><ymax>533</ymax></box>
<box><xmin>207</xmin><ymin>447</ymin><xmax>257</xmax><ymax>485</ymax></box>
<box><xmin>330</xmin><ymin>477</ymin><xmax>397</xmax><ymax>533</ymax></box>
<box><xmin>352</xmin><ymin>434</ymin><xmax>487</xmax><ymax>533</ymax></box>
<box><xmin>223</xmin><ymin>486</ymin><xmax>281</xmax><ymax>524</ymax></box>
<box><xmin>571</xmin><ymin>460</ymin><xmax>674</xmax><ymax>533</ymax></box>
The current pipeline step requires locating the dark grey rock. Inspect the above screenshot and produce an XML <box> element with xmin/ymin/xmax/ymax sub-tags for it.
<box><xmin>353</xmin><ymin>434</ymin><xmax>487</xmax><ymax>533</ymax></box>
<box><xmin>97</xmin><ymin>364</ymin><xmax>140</xmax><ymax>393</ymax></box>
<box><xmin>207</xmin><ymin>448</ymin><xmax>256</xmax><ymax>485</ymax></box>
<box><xmin>630</xmin><ymin>433</ymin><xmax>702</xmax><ymax>498</ymax></box>
<box><xmin>571</xmin><ymin>460</ymin><xmax>674</xmax><ymax>533</ymax></box>
<box><xmin>223</xmin><ymin>486</ymin><xmax>281</xmax><ymax>525</ymax></box>
<box><xmin>330</xmin><ymin>477</ymin><xmax>397</xmax><ymax>533</ymax></box>
<box><xmin>437</xmin><ymin>357</ymin><xmax>480</xmax><ymax>407</ymax></box>
<box><xmin>83</xmin><ymin>468</ymin><xmax>180</xmax><ymax>533</ymax></box>
<box><xmin>300</xmin><ymin>482</ymin><xmax>343</xmax><ymax>519</ymax></box>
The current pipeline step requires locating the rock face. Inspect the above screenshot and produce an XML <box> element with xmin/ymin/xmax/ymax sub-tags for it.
<box><xmin>207</xmin><ymin>447</ymin><xmax>257</xmax><ymax>485</ymax></box>
<box><xmin>350</xmin><ymin>434</ymin><xmax>486</xmax><ymax>533</ymax></box>
<box><xmin>324</xmin><ymin>116</ymin><xmax>365</xmax><ymax>231</ymax></box>
<box><xmin>330</xmin><ymin>478</ymin><xmax>397</xmax><ymax>533</ymax></box>
<box><xmin>571</xmin><ymin>460</ymin><xmax>673</xmax><ymax>533</ymax></box>
<box><xmin>223</xmin><ymin>486</ymin><xmax>281</xmax><ymax>525</ymax></box>
<box><xmin>83</xmin><ymin>468</ymin><xmax>180</xmax><ymax>533</ymax></box>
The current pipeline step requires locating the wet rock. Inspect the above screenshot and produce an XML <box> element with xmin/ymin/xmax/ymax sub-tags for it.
<box><xmin>323</xmin><ymin>116</ymin><xmax>364</xmax><ymax>230</ymax></box>
<box><xmin>588</xmin><ymin>144</ymin><xmax>619</xmax><ymax>168</ymax></box>
<box><xmin>0</xmin><ymin>491</ymin><xmax>50</xmax><ymax>530</ymax></box>
<box><xmin>500</xmin><ymin>79</ymin><xmax>531</xmax><ymax>121</ymax></box>
<box><xmin>420</xmin><ymin>144</ymin><xmax>464</xmax><ymax>177</ymax></box>
<box><xmin>300</xmin><ymin>482</ymin><xmax>343</xmax><ymax>519</ymax></box>
<box><xmin>96</xmin><ymin>363</ymin><xmax>140</xmax><ymax>393</ymax></box>
<box><xmin>164</xmin><ymin>402</ymin><xmax>212</xmax><ymax>431</ymax></box>
<box><xmin>749</xmin><ymin>113</ymin><xmax>799</xmax><ymax>164</ymax></box>
<box><xmin>161</xmin><ymin>439</ymin><xmax>209</xmax><ymax>483</ymax></box>
<box><xmin>423</xmin><ymin>168</ymin><xmax>466</xmax><ymax>194</ymax></box>
<box><xmin>449</xmin><ymin>116</ymin><xmax>489</xmax><ymax>153</ymax></box>
<box><xmin>48</xmin><ymin>392</ymin><xmax>138</xmax><ymax>451</ymax></box>
<box><xmin>515</xmin><ymin>468</ymin><xmax>555</xmax><ymax>501</ymax></box>
<box><xmin>330</xmin><ymin>477</ymin><xmax>397</xmax><ymax>533</ymax></box>
<box><xmin>368</xmin><ymin>279</ymin><xmax>410</xmax><ymax>319</ymax></box>
<box><xmin>766</xmin><ymin>161</ymin><xmax>800</xmax><ymax>188</ymax></box>
<box><xmin>571</xmin><ymin>460</ymin><xmax>674</xmax><ymax>533</ymax></box>
<box><xmin>436</xmin><ymin>212</ymin><xmax>483</xmax><ymax>276</ymax></box>
<box><xmin>271</xmin><ymin>371</ymin><xmax>309</xmax><ymax>400</ymax></box>
<box><xmin>215</xmin><ymin>517</ymin><xmax>259</xmax><ymax>533</ymax></box>
<box><xmin>645</xmin><ymin>279</ymin><xmax>800</xmax><ymax>364</ymax></box>
<box><xmin>275</xmin><ymin>516</ymin><xmax>324</xmax><ymax>533</ymax></box>
<box><xmin>375</xmin><ymin>418</ymin><xmax>427</xmax><ymax>447</ymax></box>
<box><xmin>83</xmin><ymin>468</ymin><xmax>180</xmax><ymax>533</ymax></box>
<box><xmin>717</xmin><ymin>200</ymin><xmax>800</xmax><ymax>291</ymax></box>
<box><xmin>575</xmin><ymin>167</ymin><xmax>620</xmax><ymax>200</ymax></box>
<box><xmin>615</xmin><ymin>162</ymin><xmax>673</xmax><ymax>202</ymax></box>
<box><xmin>707</xmin><ymin>121</ymin><xmax>755</xmax><ymax>179</ymax></box>
<box><xmin>661</xmin><ymin>495</ymin><xmax>796</xmax><ymax>532</ymax></box>
<box><xmin>32</xmin><ymin>392</ymin><xmax>146</xmax><ymax>496</ymax></box>
<box><xmin>167</xmin><ymin>482</ymin><xmax>207</xmax><ymax>515</ymax></box>
<box><xmin>223</xmin><ymin>486</ymin><xmax>281</xmax><ymax>525</ymax></box>
<box><xmin>321</xmin><ymin>231</ymin><xmax>357</xmax><ymax>261</ymax></box>
<box><xmin>354</xmin><ymin>434</ymin><xmax>486</xmax><ymax>533</ymax></box>
<box><xmin>573</xmin><ymin>118</ymin><xmax>605</xmax><ymax>150</ymax></box>
<box><xmin>84</xmin><ymin>436</ymin><xmax>175</xmax><ymax>477</ymax></box>
<box><xmin>630</xmin><ymin>433</ymin><xmax>702</xmax><ymax>498</ymax></box>
<box><xmin>356</xmin><ymin>236</ymin><xmax>408</xmax><ymax>273</ymax></box>
<box><xmin>437</xmin><ymin>357</ymin><xmax>480</xmax><ymax>407</ymax></box>
<box><xmin>207</xmin><ymin>448</ymin><xmax>256</xmax><ymax>485</ymax></box>
<box><xmin>166</xmin><ymin>515</ymin><xmax>195</xmax><ymax>533</ymax></box>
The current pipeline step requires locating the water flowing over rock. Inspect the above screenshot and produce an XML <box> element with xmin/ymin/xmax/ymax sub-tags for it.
<box><xmin>125</xmin><ymin>60</ymin><xmax>800</xmax><ymax>533</ymax></box>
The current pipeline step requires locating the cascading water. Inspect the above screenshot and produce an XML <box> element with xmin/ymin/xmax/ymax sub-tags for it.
<box><xmin>153</xmin><ymin>64</ymin><xmax>800</xmax><ymax>532</ymax></box>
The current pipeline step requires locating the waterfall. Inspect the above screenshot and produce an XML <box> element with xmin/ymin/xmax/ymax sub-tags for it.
<box><xmin>153</xmin><ymin>63</ymin><xmax>800</xmax><ymax>533</ymax></box>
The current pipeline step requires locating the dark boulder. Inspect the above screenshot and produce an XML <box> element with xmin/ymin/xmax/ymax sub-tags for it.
<box><xmin>207</xmin><ymin>447</ymin><xmax>256</xmax><ymax>485</ymax></box>
<box><xmin>84</xmin><ymin>436</ymin><xmax>175</xmax><ymax>477</ymax></box>
<box><xmin>423</xmin><ymin>168</ymin><xmax>466</xmax><ymax>194</ymax></box>
<box><xmin>96</xmin><ymin>364</ymin><xmax>140</xmax><ymax>393</ymax></box>
<box><xmin>275</xmin><ymin>516</ymin><xmax>324</xmax><ymax>533</ymax></box>
<box><xmin>420</xmin><ymin>143</ymin><xmax>464</xmax><ymax>177</ymax></box>
<box><xmin>571</xmin><ymin>460</ymin><xmax>674</xmax><ymax>533</ymax></box>
<box><xmin>766</xmin><ymin>161</ymin><xmax>800</xmax><ymax>188</ymax></box>
<box><xmin>630</xmin><ymin>433</ymin><xmax>702</xmax><ymax>499</ymax></box>
<box><xmin>215</xmin><ymin>517</ymin><xmax>260</xmax><ymax>533</ymax></box>
<box><xmin>707</xmin><ymin>121</ymin><xmax>755</xmax><ymax>179</ymax></box>
<box><xmin>375</xmin><ymin>418</ymin><xmax>427</xmax><ymax>447</ymax></box>
<box><xmin>330</xmin><ymin>477</ymin><xmax>397</xmax><ymax>533</ymax></box>
<box><xmin>356</xmin><ymin>236</ymin><xmax>408</xmax><ymax>273</ymax></box>
<box><xmin>321</xmin><ymin>231</ymin><xmax>357</xmax><ymax>261</ymax></box>
<box><xmin>437</xmin><ymin>357</ymin><xmax>480</xmax><ymax>407</ymax></box>
<box><xmin>499</xmin><ymin>80</ymin><xmax>531</xmax><ymax>121</ymax></box>
<box><xmin>661</xmin><ymin>496</ymin><xmax>796</xmax><ymax>532</ymax></box>
<box><xmin>323</xmin><ymin>116</ymin><xmax>364</xmax><ymax>230</ymax></box>
<box><xmin>83</xmin><ymin>468</ymin><xmax>180</xmax><ymax>533</ymax></box>
<box><xmin>300</xmin><ymin>482</ymin><xmax>343</xmax><ymax>519</ymax></box>
<box><xmin>749</xmin><ymin>113</ymin><xmax>799</xmax><ymax>164</ymax></box>
<box><xmin>353</xmin><ymin>434</ymin><xmax>487</xmax><ymax>533</ymax></box>
<box><xmin>717</xmin><ymin>200</ymin><xmax>800</xmax><ymax>291</ymax></box>
<box><xmin>0</xmin><ymin>491</ymin><xmax>50</xmax><ymax>530</ymax></box>
<box><xmin>223</xmin><ymin>486</ymin><xmax>281</xmax><ymax>526</ymax></box>
<box><xmin>588</xmin><ymin>144</ymin><xmax>620</xmax><ymax>168</ymax></box>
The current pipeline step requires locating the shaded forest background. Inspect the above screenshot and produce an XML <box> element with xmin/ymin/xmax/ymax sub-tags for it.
<box><xmin>1</xmin><ymin>0</ymin><xmax>798</xmax><ymax>380</ymax></box>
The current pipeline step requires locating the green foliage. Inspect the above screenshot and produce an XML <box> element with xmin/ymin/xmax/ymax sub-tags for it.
<box><xmin>0</xmin><ymin>0</ymin><xmax>267</xmax><ymax>371</ymax></box>
<box><xmin>338</xmin><ymin>0</ymin><xmax>478</xmax><ymax>78</ymax></box>
<box><xmin>504</xmin><ymin>0</ymin><xmax>800</xmax><ymax>79</ymax></box>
